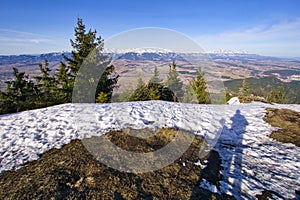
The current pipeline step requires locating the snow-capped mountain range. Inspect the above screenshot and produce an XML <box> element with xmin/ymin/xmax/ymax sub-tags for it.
<box><xmin>103</xmin><ymin>48</ymin><xmax>253</xmax><ymax>58</ymax></box>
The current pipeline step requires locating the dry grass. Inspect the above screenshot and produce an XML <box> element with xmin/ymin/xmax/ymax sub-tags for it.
<box><xmin>0</xmin><ymin>128</ymin><xmax>234</xmax><ymax>200</ymax></box>
<box><xmin>263</xmin><ymin>108</ymin><xmax>300</xmax><ymax>147</ymax></box>
<box><xmin>238</xmin><ymin>95</ymin><xmax>269</xmax><ymax>104</ymax></box>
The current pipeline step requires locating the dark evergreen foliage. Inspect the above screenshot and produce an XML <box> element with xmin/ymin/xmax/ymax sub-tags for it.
<box><xmin>60</xmin><ymin>18</ymin><xmax>118</xmax><ymax>103</ymax></box>
<box><xmin>130</xmin><ymin>82</ymin><xmax>176</xmax><ymax>102</ymax></box>
<box><xmin>189</xmin><ymin>68</ymin><xmax>210</xmax><ymax>104</ymax></box>
<box><xmin>129</xmin><ymin>67</ymin><xmax>177</xmax><ymax>102</ymax></box>
<box><xmin>165</xmin><ymin>61</ymin><xmax>184</xmax><ymax>101</ymax></box>
<box><xmin>0</xmin><ymin>68</ymin><xmax>39</xmax><ymax>113</ymax></box>
<box><xmin>34</xmin><ymin>60</ymin><xmax>61</xmax><ymax>106</ymax></box>
<box><xmin>0</xmin><ymin>18</ymin><xmax>118</xmax><ymax>114</ymax></box>
<box><xmin>267</xmin><ymin>85</ymin><xmax>286</xmax><ymax>103</ymax></box>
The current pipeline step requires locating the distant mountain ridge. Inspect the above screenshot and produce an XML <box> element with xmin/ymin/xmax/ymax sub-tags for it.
<box><xmin>0</xmin><ymin>50</ymin><xmax>297</xmax><ymax>65</ymax></box>
<box><xmin>0</xmin><ymin>51</ymin><xmax>299</xmax><ymax>101</ymax></box>
<box><xmin>115</xmin><ymin>52</ymin><xmax>185</xmax><ymax>61</ymax></box>
<box><xmin>0</xmin><ymin>52</ymin><xmax>72</xmax><ymax>65</ymax></box>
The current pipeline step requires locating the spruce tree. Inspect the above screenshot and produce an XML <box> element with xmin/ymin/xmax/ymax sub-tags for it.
<box><xmin>56</xmin><ymin>62</ymin><xmax>72</xmax><ymax>102</ymax></box>
<box><xmin>57</xmin><ymin>18</ymin><xmax>118</xmax><ymax>103</ymax></box>
<box><xmin>34</xmin><ymin>60</ymin><xmax>59</xmax><ymax>105</ymax></box>
<box><xmin>238</xmin><ymin>79</ymin><xmax>250</xmax><ymax>96</ymax></box>
<box><xmin>3</xmin><ymin>68</ymin><xmax>38</xmax><ymax>112</ymax></box>
<box><xmin>148</xmin><ymin>66</ymin><xmax>163</xmax><ymax>100</ymax></box>
<box><xmin>148</xmin><ymin>83</ymin><xmax>161</xmax><ymax>100</ymax></box>
<box><xmin>0</xmin><ymin>18</ymin><xmax>118</xmax><ymax>113</ymax></box>
<box><xmin>95</xmin><ymin>65</ymin><xmax>119</xmax><ymax>103</ymax></box>
<box><xmin>149</xmin><ymin>66</ymin><xmax>163</xmax><ymax>84</ymax></box>
<box><xmin>165</xmin><ymin>61</ymin><xmax>184</xmax><ymax>101</ymax></box>
<box><xmin>189</xmin><ymin>68</ymin><xmax>210</xmax><ymax>104</ymax></box>
<box><xmin>267</xmin><ymin>85</ymin><xmax>286</xmax><ymax>103</ymax></box>
<box><xmin>130</xmin><ymin>78</ymin><xmax>148</xmax><ymax>101</ymax></box>
<box><xmin>277</xmin><ymin>85</ymin><xmax>286</xmax><ymax>103</ymax></box>
<box><xmin>130</xmin><ymin>73</ymin><xmax>175</xmax><ymax>102</ymax></box>
<box><xmin>64</xmin><ymin>18</ymin><xmax>103</xmax><ymax>74</ymax></box>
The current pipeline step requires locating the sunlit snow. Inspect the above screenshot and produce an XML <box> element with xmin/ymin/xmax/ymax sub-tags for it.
<box><xmin>0</xmin><ymin>101</ymin><xmax>299</xmax><ymax>199</ymax></box>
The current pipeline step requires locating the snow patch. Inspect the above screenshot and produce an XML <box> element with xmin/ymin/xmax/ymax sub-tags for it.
<box><xmin>227</xmin><ymin>97</ymin><xmax>240</xmax><ymax>105</ymax></box>
<box><xmin>0</xmin><ymin>101</ymin><xmax>300</xmax><ymax>199</ymax></box>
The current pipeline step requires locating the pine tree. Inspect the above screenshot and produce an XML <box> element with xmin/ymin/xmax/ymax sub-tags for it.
<box><xmin>267</xmin><ymin>85</ymin><xmax>286</xmax><ymax>103</ymax></box>
<box><xmin>56</xmin><ymin>62</ymin><xmax>73</xmax><ymax>102</ymax></box>
<box><xmin>64</xmin><ymin>18</ymin><xmax>103</xmax><ymax>75</ymax></box>
<box><xmin>34</xmin><ymin>60</ymin><xmax>59</xmax><ymax>105</ymax></box>
<box><xmin>189</xmin><ymin>68</ymin><xmax>210</xmax><ymax>104</ymax></box>
<box><xmin>182</xmin><ymin>84</ymin><xmax>196</xmax><ymax>103</ymax></box>
<box><xmin>238</xmin><ymin>79</ymin><xmax>250</xmax><ymax>96</ymax></box>
<box><xmin>95</xmin><ymin>65</ymin><xmax>119</xmax><ymax>103</ymax></box>
<box><xmin>3</xmin><ymin>68</ymin><xmax>38</xmax><ymax>112</ymax></box>
<box><xmin>267</xmin><ymin>87</ymin><xmax>276</xmax><ymax>103</ymax></box>
<box><xmin>149</xmin><ymin>66</ymin><xmax>163</xmax><ymax>84</ymax></box>
<box><xmin>96</xmin><ymin>92</ymin><xmax>109</xmax><ymax>103</ymax></box>
<box><xmin>130</xmin><ymin>74</ymin><xmax>175</xmax><ymax>102</ymax></box>
<box><xmin>0</xmin><ymin>18</ymin><xmax>119</xmax><ymax>113</ymax></box>
<box><xmin>130</xmin><ymin>78</ymin><xmax>148</xmax><ymax>101</ymax></box>
<box><xmin>165</xmin><ymin>61</ymin><xmax>184</xmax><ymax>101</ymax></box>
<box><xmin>58</xmin><ymin>18</ymin><xmax>118</xmax><ymax>103</ymax></box>
<box><xmin>277</xmin><ymin>85</ymin><xmax>286</xmax><ymax>103</ymax></box>
<box><xmin>148</xmin><ymin>83</ymin><xmax>161</xmax><ymax>100</ymax></box>
<box><xmin>148</xmin><ymin>66</ymin><xmax>163</xmax><ymax>100</ymax></box>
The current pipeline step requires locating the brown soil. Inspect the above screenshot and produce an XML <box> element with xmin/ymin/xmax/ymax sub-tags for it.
<box><xmin>0</xmin><ymin>128</ymin><xmax>234</xmax><ymax>200</ymax></box>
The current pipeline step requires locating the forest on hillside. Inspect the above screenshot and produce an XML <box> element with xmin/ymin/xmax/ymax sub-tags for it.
<box><xmin>0</xmin><ymin>18</ymin><xmax>297</xmax><ymax>115</ymax></box>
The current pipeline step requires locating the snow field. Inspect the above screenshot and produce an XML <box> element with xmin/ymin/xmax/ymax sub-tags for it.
<box><xmin>0</xmin><ymin>101</ymin><xmax>299</xmax><ymax>199</ymax></box>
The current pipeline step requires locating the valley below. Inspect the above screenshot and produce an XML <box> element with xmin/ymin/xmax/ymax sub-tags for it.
<box><xmin>1</xmin><ymin>51</ymin><xmax>299</xmax><ymax>93</ymax></box>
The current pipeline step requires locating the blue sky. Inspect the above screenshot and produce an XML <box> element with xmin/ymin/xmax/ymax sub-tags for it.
<box><xmin>0</xmin><ymin>0</ymin><xmax>300</xmax><ymax>56</ymax></box>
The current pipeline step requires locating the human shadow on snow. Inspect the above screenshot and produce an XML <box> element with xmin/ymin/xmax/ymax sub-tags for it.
<box><xmin>190</xmin><ymin>109</ymin><xmax>249</xmax><ymax>199</ymax></box>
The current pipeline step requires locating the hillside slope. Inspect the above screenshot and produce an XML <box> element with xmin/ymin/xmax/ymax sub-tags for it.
<box><xmin>0</xmin><ymin>101</ymin><xmax>299</xmax><ymax>199</ymax></box>
<box><xmin>224</xmin><ymin>76</ymin><xmax>300</xmax><ymax>103</ymax></box>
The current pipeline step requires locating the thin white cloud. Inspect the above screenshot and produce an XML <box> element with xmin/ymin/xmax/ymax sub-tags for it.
<box><xmin>0</xmin><ymin>29</ymin><xmax>70</xmax><ymax>54</ymax></box>
<box><xmin>0</xmin><ymin>36</ymin><xmax>52</xmax><ymax>44</ymax></box>
<box><xmin>0</xmin><ymin>29</ymin><xmax>53</xmax><ymax>44</ymax></box>
<box><xmin>195</xmin><ymin>18</ymin><xmax>300</xmax><ymax>56</ymax></box>
<box><xmin>28</xmin><ymin>38</ymin><xmax>52</xmax><ymax>44</ymax></box>
<box><xmin>0</xmin><ymin>28</ymin><xmax>45</xmax><ymax>36</ymax></box>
